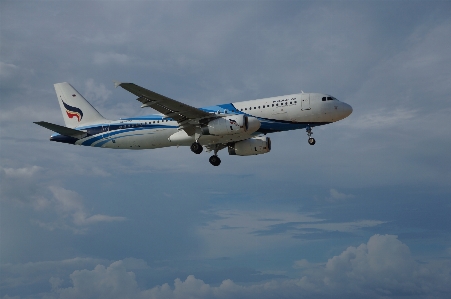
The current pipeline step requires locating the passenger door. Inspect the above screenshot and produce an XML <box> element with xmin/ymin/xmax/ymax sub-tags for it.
<box><xmin>301</xmin><ymin>94</ymin><xmax>311</xmax><ymax>110</ymax></box>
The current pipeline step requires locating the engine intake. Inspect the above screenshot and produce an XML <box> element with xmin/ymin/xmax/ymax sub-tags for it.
<box><xmin>201</xmin><ymin>115</ymin><xmax>249</xmax><ymax>136</ymax></box>
<box><xmin>228</xmin><ymin>136</ymin><xmax>271</xmax><ymax>156</ymax></box>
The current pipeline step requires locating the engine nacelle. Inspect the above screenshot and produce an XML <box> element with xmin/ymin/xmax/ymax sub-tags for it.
<box><xmin>228</xmin><ymin>136</ymin><xmax>271</xmax><ymax>156</ymax></box>
<box><xmin>202</xmin><ymin>115</ymin><xmax>256</xmax><ymax>136</ymax></box>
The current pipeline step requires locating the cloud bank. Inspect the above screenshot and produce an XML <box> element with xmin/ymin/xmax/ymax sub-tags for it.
<box><xmin>34</xmin><ymin>235</ymin><xmax>450</xmax><ymax>299</ymax></box>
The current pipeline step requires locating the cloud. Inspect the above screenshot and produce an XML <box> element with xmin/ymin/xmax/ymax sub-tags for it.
<box><xmin>312</xmin><ymin>234</ymin><xmax>451</xmax><ymax>297</ymax></box>
<box><xmin>0</xmin><ymin>257</ymin><xmax>108</xmax><ymax>290</ymax></box>
<box><xmin>93</xmin><ymin>52</ymin><xmax>131</xmax><ymax>65</ymax></box>
<box><xmin>348</xmin><ymin>108</ymin><xmax>417</xmax><ymax>130</ymax></box>
<box><xmin>84</xmin><ymin>78</ymin><xmax>112</xmax><ymax>105</ymax></box>
<box><xmin>20</xmin><ymin>235</ymin><xmax>449</xmax><ymax>299</ymax></box>
<box><xmin>30</xmin><ymin>186</ymin><xmax>126</xmax><ymax>233</ymax></box>
<box><xmin>0</xmin><ymin>165</ymin><xmax>41</xmax><ymax>179</ymax></box>
<box><xmin>326</xmin><ymin>188</ymin><xmax>355</xmax><ymax>202</ymax></box>
<box><xmin>198</xmin><ymin>209</ymin><xmax>384</xmax><ymax>257</ymax></box>
<box><xmin>0</xmin><ymin>61</ymin><xmax>19</xmax><ymax>79</ymax></box>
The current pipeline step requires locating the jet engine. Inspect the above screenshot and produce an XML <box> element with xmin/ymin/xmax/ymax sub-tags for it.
<box><xmin>228</xmin><ymin>136</ymin><xmax>271</xmax><ymax>156</ymax></box>
<box><xmin>201</xmin><ymin>115</ymin><xmax>259</xmax><ymax>135</ymax></box>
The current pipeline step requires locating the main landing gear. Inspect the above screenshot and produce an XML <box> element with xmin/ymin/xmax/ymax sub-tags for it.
<box><xmin>190</xmin><ymin>142</ymin><xmax>203</xmax><ymax>154</ymax></box>
<box><xmin>306</xmin><ymin>125</ymin><xmax>316</xmax><ymax>145</ymax></box>
<box><xmin>208</xmin><ymin>144</ymin><xmax>222</xmax><ymax>166</ymax></box>
<box><xmin>209</xmin><ymin>155</ymin><xmax>221</xmax><ymax>166</ymax></box>
<box><xmin>191</xmin><ymin>141</ymin><xmax>222</xmax><ymax>166</ymax></box>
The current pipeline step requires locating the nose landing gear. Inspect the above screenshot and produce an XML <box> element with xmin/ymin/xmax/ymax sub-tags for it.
<box><xmin>306</xmin><ymin>125</ymin><xmax>316</xmax><ymax>145</ymax></box>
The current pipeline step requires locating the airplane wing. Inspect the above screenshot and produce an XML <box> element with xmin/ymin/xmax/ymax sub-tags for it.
<box><xmin>114</xmin><ymin>82</ymin><xmax>212</xmax><ymax>124</ymax></box>
<box><xmin>34</xmin><ymin>121</ymin><xmax>88</xmax><ymax>139</ymax></box>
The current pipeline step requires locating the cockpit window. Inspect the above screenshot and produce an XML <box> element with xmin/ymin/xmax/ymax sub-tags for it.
<box><xmin>326</xmin><ymin>96</ymin><xmax>339</xmax><ymax>101</ymax></box>
<box><xmin>322</xmin><ymin>97</ymin><xmax>326</xmax><ymax>101</ymax></box>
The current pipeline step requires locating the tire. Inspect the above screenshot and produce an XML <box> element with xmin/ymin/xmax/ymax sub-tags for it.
<box><xmin>209</xmin><ymin>155</ymin><xmax>221</xmax><ymax>166</ymax></box>
<box><xmin>308</xmin><ymin>138</ymin><xmax>316</xmax><ymax>145</ymax></box>
<box><xmin>190</xmin><ymin>142</ymin><xmax>203</xmax><ymax>154</ymax></box>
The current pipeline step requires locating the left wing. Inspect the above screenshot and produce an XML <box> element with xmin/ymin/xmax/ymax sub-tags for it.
<box><xmin>115</xmin><ymin>82</ymin><xmax>211</xmax><ymax>123</ymax></box>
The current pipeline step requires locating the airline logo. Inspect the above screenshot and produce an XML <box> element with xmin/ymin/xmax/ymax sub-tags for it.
<box><xmin>62</xmin><ymin>100</ymin><xmax>83</xmax><ymax>122</ymax></box>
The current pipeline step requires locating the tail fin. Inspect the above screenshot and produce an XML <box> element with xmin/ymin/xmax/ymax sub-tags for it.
<box><xmin>55</xmin><ymin>82</ymin><xmax>107</xmax><ymax>128</ymax></box>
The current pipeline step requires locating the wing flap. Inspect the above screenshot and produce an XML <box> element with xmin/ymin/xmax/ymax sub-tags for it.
<box><xmin>34</xmin><ymin>121</ymin><xmax>88</xmax><ymax>139</ymax></box>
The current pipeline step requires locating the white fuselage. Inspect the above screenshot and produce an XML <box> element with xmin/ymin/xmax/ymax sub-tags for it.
<box><xmin>52</xmin><ymin>93</ymin><xmax>352</xmax><ymax>149</ymax></box>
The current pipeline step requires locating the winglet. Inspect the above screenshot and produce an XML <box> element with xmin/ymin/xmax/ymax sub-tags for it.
<box><xmin>113</xmin><ymin>81</ymin><xmax>122</xmax><ymax>88</ymax></box>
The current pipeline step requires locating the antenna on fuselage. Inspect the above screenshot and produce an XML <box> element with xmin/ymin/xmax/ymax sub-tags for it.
<box><xmin>301</xmin><ymin>90</ymin><xmax>304</xmax><ymax>93</ymax></box>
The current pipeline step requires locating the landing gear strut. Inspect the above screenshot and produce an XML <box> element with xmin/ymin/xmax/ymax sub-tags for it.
<box><xmin>190</xmin><ymin>142</ymin><xmax>203</xmax><ymax>154</ymax></box>
<box><xmin>306</xmin><ymin>125</ymin><xmax>316</xmax><ymax>145</ymax></box>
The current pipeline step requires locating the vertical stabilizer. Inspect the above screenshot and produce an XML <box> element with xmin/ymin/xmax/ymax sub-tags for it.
<box><xmin>55</xmin><ymin>82</ymin><xmax>107</xmax><ymax>128</ymax></box>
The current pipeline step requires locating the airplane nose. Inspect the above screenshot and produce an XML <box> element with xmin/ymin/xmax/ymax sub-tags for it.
<box><xmin>346</xmin><ymin>104</ymin><xmax>352</xmax><ymax>116</ymax></box>
<box><xmin>343</xmin><ymin>103</ymin><xmax>353</xmax><ymax>118</ymax></box>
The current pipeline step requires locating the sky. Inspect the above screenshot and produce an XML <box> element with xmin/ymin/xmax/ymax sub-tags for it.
<box><xmin>1</xmin><ymin>0</ymin><xmax>451</xmax><ymax>298</ymax></box>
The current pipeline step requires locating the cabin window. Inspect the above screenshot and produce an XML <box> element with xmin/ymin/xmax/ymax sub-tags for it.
<box><xmin>272</xmin><ymin>104</ymin><xmax>274</xmax><ymax>107</ymax></box>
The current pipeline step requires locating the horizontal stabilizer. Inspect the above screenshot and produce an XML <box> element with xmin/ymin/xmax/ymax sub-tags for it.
<box><xmin>34</xmin><ymin>121</ymin><xmax>88</xmax><ymax>139</ymax></box>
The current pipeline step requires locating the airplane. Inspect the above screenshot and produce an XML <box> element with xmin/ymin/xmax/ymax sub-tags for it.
<box><xmin>34</xmin><ymin>82</ymin><xmax>353</xmax><ymax>166</ymax></box>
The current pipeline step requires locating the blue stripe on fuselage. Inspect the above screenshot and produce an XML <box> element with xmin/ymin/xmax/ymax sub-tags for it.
<box><xmin>53</xmin><ymin>102</ymin><xmax>328</xmax><ymax>146</ymax></box>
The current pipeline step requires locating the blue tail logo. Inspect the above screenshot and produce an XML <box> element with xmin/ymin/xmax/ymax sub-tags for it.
<box><xmin>62</xmin><ymin>100</ymin><xmax>83</xmax><ymax>122</ymax></box>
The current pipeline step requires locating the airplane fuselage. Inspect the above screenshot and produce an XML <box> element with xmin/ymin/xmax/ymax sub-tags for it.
<box><xmin>50</xmin><ymin>92</ymin><xmax>352</xmax><ymax>150</ymax></box>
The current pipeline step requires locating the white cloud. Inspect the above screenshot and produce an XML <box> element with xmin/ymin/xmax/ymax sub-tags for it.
<box><xmin>33</xmin><ymin>186</ymin><xmax>126</xmax><ymax>233</ymax></box>
<box><xmin>0</xmin><ymin>61</ymin><xmax>19</xmax><ymax>79</ymax></box>
<box><xmin>1</xmin><ymin>165</ymin><xmax>40</xmax><ymax>178</ymax></box>
<box><xmin>93</xmin><ymin>52</ymin><xmax>131</xmax><ymax>65</ymax></box>
<box><xmin>0</xmin><ymin>257</ymin><xmax>108</xmax><ymax>290</ymax></box>
<box><xmin>326</xmin><ymin>188</ymin><xmax>355</xmax><ymax>202</ymax></box>
<box><xmin>197</xmin><ymin>209</ymin><xmax>384</xmax><ymax>257</ymax></box>
<box><xmin>24</xmin><ymin>235</ymin><xmax>450</xmax><ymax>299</ymax></box>
<box><xmin>348</xmin><ymin>108</ymin><xmax>417</xmax><ymax>130</ymax></box>
<box><xmin>84</xmin><ymin>78</ymin><xmax>112</xmax><ymax>105</ymax></box>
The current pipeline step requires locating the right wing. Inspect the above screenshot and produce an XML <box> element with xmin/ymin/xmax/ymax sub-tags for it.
<box><xmin>115</xmin><ymin>82</ymin><xmax>212</xmax><ymax>123</ymax></box>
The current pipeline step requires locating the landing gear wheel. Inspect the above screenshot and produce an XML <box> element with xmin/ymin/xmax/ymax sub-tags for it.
<box><xmin>190</xmin><ymin>142</ymin><xmax>203</xmax><ymax>154</ymax></box>
<box><xmin>308</xmin><ymin>138</ymin><xmax>316</xmax><ymax>145</ymax></box>
<box><xmin>209</xmin><ymin>155</ymin><xmax>221</xmax><ymax>166</ymax></box>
